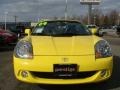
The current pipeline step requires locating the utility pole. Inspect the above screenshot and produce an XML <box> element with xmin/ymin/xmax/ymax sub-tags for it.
<box><xmin>88</xmin><ymin>4</ymin><xmax>92</xmax><ymax>24</ymax></box>
<box><xmin>80</xmin><ymin>0</ymin><xmax>101</xmax><ymax>25</ymax></box>
<box><xmin>4</xmin><ymin>11</ymin><xmax>8</xmax><ymax>31</ymax></box>
<box><xmin>94</xmin><ymin>16</ymin><xmax>96</xmax><ymax>25</ymax></box>
<box><xmin>14</xmin><ymin>15</ymin><xmax>18</xmax><ymax>25</ymax></box>
<box><xmin>65</xmin><ymin>0</ymin><xmax>68</xmax><ymax>20</ymax></box>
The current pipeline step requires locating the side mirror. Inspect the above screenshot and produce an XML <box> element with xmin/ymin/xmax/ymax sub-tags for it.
<box><xmin>91</xmin><ymin>28</ymin><xmax>97</xmax><ymax>35</ymax></box>
<box><xmin>25</xmin><ymin>29</ymin><xmax>31</xmax><ymax>36</ymax></box>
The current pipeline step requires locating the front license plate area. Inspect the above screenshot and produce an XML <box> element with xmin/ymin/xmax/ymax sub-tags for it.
<box><xmin>54</xmin><ymin>64</ymin><xmax>77</xmax><ymax>77</ymax></box>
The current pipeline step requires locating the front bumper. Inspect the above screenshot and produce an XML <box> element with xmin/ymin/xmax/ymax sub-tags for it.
<box><xmin>13</xmin><ymin>55</ymin><xmax>113</xmax><ymax>84</ymax></box>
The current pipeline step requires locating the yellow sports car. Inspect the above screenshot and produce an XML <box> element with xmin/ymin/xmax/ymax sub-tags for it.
<box><xmin>13</xmin><ymin>20</ymin><xmax>113</xmax><ymax>84</ymax></box>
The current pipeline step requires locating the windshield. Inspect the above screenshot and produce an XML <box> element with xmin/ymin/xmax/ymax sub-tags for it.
<box><xmin>32</xmin><ymin>21</ymin><xmax>91</xmax><ymax>36</ymax></box>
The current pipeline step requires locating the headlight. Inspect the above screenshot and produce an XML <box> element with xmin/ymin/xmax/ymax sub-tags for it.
<box><xmin>95</xmin><ymin>40</ymin><xmax>112</xmax><ymax>59</ymax></box>
<box><xmin>14</xmin><ymin>40</ymin><xmax>33</xmax><ymax>59</ymax></box>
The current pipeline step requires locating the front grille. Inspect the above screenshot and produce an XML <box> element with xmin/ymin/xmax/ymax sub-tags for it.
<box><xmin>31</xmin><ymin>71</ymin><xmax>97</xmax><ymax>79</ymax></box>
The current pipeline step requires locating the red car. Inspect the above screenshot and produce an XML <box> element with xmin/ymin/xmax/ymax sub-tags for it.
<box><xmin>0</xmin><ymin>29</ymin><xmax>18</xmax><ymax>45</ymax></box>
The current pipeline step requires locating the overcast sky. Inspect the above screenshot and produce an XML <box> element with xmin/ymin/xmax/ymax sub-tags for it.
<box><xmin>0</xmin><ymin>0</ymin><xmax>119</xmax><ymax>22</ymax></box>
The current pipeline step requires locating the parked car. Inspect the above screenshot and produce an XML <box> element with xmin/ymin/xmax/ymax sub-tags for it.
<box><xmin>0</xmin><ymin>35</ymin><xmax>4</xmax><ymax>44</ymax></box>
<box><xmin>9</xmin><ymin>25</ymin><xmax>25</xmax><ymax>38</ymax></box>
<box><xmin>0</xmin><ymin>29</ymin><xmax>18</xmax><ymax>45</ymax></box>
<box><xmin>112</xmin><ymin>25</ymin><xmax>117</xmax><ymax>30</ymax></box>
<box><xmin>116</xmin><ymin>25</ymin><xmax>120</xmax><ymax>37</ymax></box>
<box><xmin>13</xmin><ymin>20</ymin><xmax>113</xmax><ymax>84</ymax></box>
<box><xmin>98</xmin><ymin>28</ymin><xmax>107</xmax><ymax>36</ymax></box>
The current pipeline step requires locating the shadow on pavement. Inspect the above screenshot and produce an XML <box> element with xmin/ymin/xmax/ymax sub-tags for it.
<box><xmin>38</xmin><ymin>56</ymin><xmax>120</xmax><ymax>90</ymax></box>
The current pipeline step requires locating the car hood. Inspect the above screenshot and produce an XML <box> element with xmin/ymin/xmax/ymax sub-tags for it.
<box><xmin>31</xmin><ymin>36</ymin><xmax>95</xmax><ymax>55</ymax></box>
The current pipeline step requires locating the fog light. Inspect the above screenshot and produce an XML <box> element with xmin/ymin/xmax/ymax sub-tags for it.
<box><xmin>101</xmin><ymin>70</ymin><xmax>107</xmax><ymax>77</ymax></box>
<box><xmin>21</xmin><ymin>71</ymin><xmax>28</xmax><ymax>78</ymax></box>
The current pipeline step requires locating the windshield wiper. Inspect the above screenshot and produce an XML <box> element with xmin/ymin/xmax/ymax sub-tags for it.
<box><xmin>31</xmin><ymin>33</ymin><xmax>51</xmax><ymax>36</ymax></box>
<box><xmin>52</xmin><ymin>33</ymin><xmax>89</xmax><ymax>37</ymax></box>
<box><xmin>31</xmin><ymin>33</ymin><xmax>90</xmax><ymax>36</ymax></box>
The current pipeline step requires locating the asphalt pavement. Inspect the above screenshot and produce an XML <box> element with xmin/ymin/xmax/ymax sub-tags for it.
<box><xmin>0</xmin><ymin>35</ymin><xmax>120</xmax><ymax>90</ymax></box>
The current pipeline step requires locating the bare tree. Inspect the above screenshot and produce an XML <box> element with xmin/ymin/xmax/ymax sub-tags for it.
<box><xmin>108</xmin><ymin>10</ymin><xmax>119</xmax><ymax>25</ymax></box>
